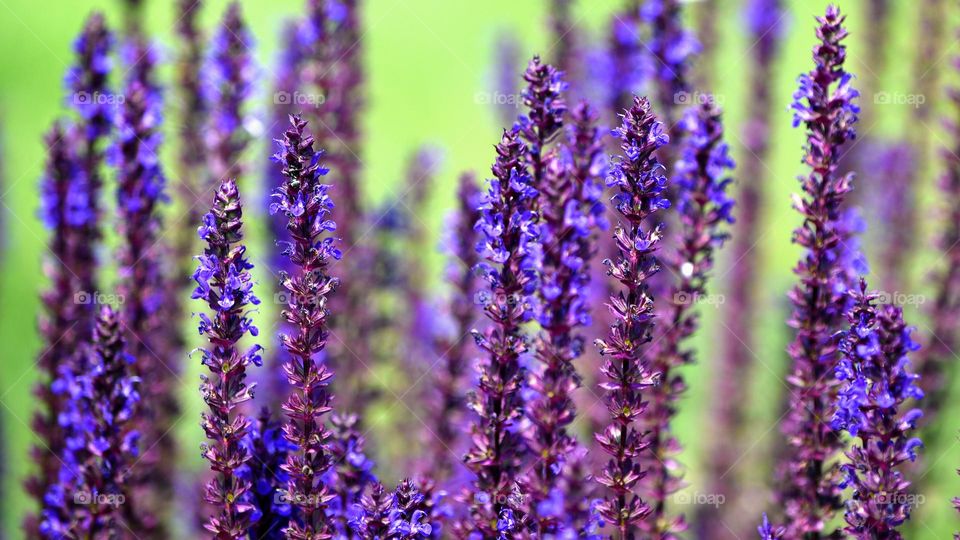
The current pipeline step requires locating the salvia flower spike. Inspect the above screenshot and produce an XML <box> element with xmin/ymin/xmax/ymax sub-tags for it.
<box><xmin>776</xmin><ymin>5</ymin><xmax>860</xmax><ymax>536</ymax></box>
<box><xmin>204</xmin><ymin>1</ymin><xmax>254</xmax><ymax>185</ymax></box>
<box><xmin>193</xmin><ymin>178</ymin><xmax>262</xmax><ymax>537</ymax></box>
<box><xmin>643</xmin><ymin>0</ymin><xmax>700</xmax><ymax>130</ymax></box>
<box><xmin>271</xmin><ymin>114</ymin><xmax>341</xmax><ymax>539</ymax></box>
<box><xmin>593</xmin><ymin>95</ymin><xmax>670</xmax><ymax>538</ymax></box>
<box><xmin>647</xmin><ymin>100</ymin><xmax>734</xmax><ymax>536</ymax></box>
<box><xmin>462</xmin><ymin>127</ymin><xmax>541</xmax><ymax>537</ymax></box>
<box><xmin>71</xmin><ymin>305</ymin><xmax>141</xmax><ymax>537</ymax></box>
<box><xmin>833</xmin><ymin>280</ymin><xmax>923</xmax><ymax>538</ymax></box>
<box><xmin>514</xmin><ymin>55</ymin><xmax>567</xmax><ymax>191</ymax></box>
<box><xmin>524</xmin><ymin>101</ymin><xmax>605</xmax><ymax>535</ymax></box>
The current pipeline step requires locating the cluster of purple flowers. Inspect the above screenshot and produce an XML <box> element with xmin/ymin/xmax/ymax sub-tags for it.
<box><xmin>23</xmin><ymin>2</ymin><xmax>960</xmax><ymax>539</ymax></box>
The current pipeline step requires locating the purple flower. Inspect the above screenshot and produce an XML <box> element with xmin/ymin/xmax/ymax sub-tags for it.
<box><xmin>757</xmin><ymin>513</ymin><xmax>784</xmax><ymax>539</ymax></box>
<box><xmin>514</xmin><ymin>56</ymin><xmax>567</xmax><ymax>189</ymax></box>
<box><xmin>645</xmin><ymin>101</ymin><xmax>734</xmax><ymax>536</ymax></box>
<box><xmin>524</xmin><ymin>102</ymin><xmax>605</xmax><ymax>535</ymax></box>
<box><xmin>606</xmin><ymin>4</ymin><xmax>649</xmax><ymax>114</ymax></box>
<box><xmin>69</xmin><ymin>306</ymin><xmax>141</xmax><ymax>537</ymax></box>
<box><xmin>775</xmin><ymin>6</ymin><xmax>859</xmax><ymax>537</ymax></box>
<box><xmin>327</xmin><ymin>413</ymin><xmax>378</xmax><ymax>536</ymax></box>
<box><xmin>28</xmin><ymin>122</ymin><xmax>97</xmax><ymax>534</ymax></box>
<box><xmin>193</xmin><ymin>178</ymin><xmax>261</xmax><ymax>537</ymax></box>
<box><xmin>204</xmin><ymin>1</ymin><xmax>254</xmax><ymax>184</ymax></box>
<box><xmin>247</xmin><ymin>409</ymin><xmax>296</xmax><ymax>540</ymax></box>
<box><xmin>272</xmin><ymin>114</ymin><xmax>340</xmax><ymax>538</ymax></box>
<box><xmin>593</xmin><ymin>96</ymin><xmax>669</xmax><ymax>537</ymax></box>
<box><xmin>424</xmin><ymin>173</ymin><xmax>481</xmax><ymax>485</ymax></box>
<box><xmin>834</xmin><ymin>281</ymin><xmax>923</xmax><ymax>536</ymax></box>
<box><xmin>643</xmin><ymin>0</ymin><xmax>700</xmax><ymax>128</ymax></box>
<box><xmin>463</xmin><ymin>128</ymin><xmax>540</xmax><ymax>536</ymax></box>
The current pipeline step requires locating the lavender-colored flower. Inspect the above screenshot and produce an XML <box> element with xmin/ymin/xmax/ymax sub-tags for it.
<box><xmin>27</xmin><ymin>121</ymin><xmax>95</xmax><ymax>535</ymax></box>
<box><xmin>593</xmin><ymin>96</ymin><xmax>670</xmax><ymax>537</ymax></box>
<box><xmin>524</xmin><ymin>102</ymin><xmax>605</xmax><ymax>535</ymax></box>
<box><xmin>357</xmin><ymin>482</ymin><xmax>392</xmax><ymax>539</ymax></box>
<box><xmin>462</xmin><ymin>128</ymin><xmax>540</xmax><ymax>536</ymax></box>
<box><xmin>327</xmin><ymin>413</ymin><xmax>377</xmax><ymax>536</ymax></box>
<box><xmin>916</xmin><ymin>61</ymin><xmax>960</xmax><ymax>436</ymax></box>
<box><xmin>424</xmin><ymin>173</ymin><xmax>481</xmax><ymax>485</ymax></box>
<box><xmin>864</xmin><ymin>141</ymin><xmax>916</xmax><ymax>292</ymax></box>
<box><xmin>113</xmin><ymin>38</ymin><xmax>172</xmax><ymax>535</ymax></box>
<box><xmin>833</xmin><ymin>281</ymin><xmax>923</xmax><ymax>537</ymax></box>
<box><xmin>514</xmin><ymin>56</ymin><xmax>567</xmax><ymax>190</ymax></box>
<box><xmin>710</xmin><ymin>2</ymin><xmax>785</xmax><ymax>532</ymax></box>
<box><xmin>607</xmin><ymin>2</ymin><xmax>648</xmax><ymax>116</ymax></box>
<box><xmin>248</xmin><ymin>409</ymin><xmax>296</xmax><ymax>540</ymax></box>
<box><xmin>173</xmin><ymin>0</ymin><xmax>208</xmax><ymax>271</ymax></box>
<box><xmin>646</xmin><ymin>101</ymin><xmax>734</xmax><ymax>536</ymax></box>
<box><xmin>70</xmin><ymin>305</ymin><xmax>141</xmax><ymax>537</ymax></box>
<box><xmin>390</xmin><ymin>478</ymin><xmax>441</xmax><ymax>539</ymax></box>
<box><xmin>775</xmin><ymin>6</ymin><xmax>859</xmax><ymax>537</ymax></box>
<box><xmin>193</xmin><ymin>177</ymin><xmax>261</xmax><ymax>537</ymax></box>
<box><xmin>271</xmin><ymin>114</ymin><xmax>340</xmax><ymax>539</ymax></box>
<box><xmin>204</xmin><ymin>1</ymin><xmax>254</xmax><ymax>185</ymax></box>
<box><xmin>757</xmin><ymin>513</ymin><xmax>784</xmax><ymax>539</ymax></box>
<box><xmin>642</xmin><ymin>0</ymin><xmax>700</xmax><ymax>129</ymax></box>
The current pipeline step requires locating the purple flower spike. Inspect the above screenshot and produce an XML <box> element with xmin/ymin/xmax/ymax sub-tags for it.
<box><xmin>593</xmin><ymin>96</ymin><xmax>670</xmax><ymax>538</ymax></box>
<box><xmin>607</xmin><ymin>3</ymin><xmax>649</xmax><ymax>115</ymax></box>
<box><xmin>71</xmin><ymin>305</ymin><xmax>141</xmax><ymax>537</ymax></box>
<box><xmin>461</xmin><ymin>128</ymin><xmax>540</xmax><ymax>537</ymax></box>
<box><xmin>647</xmin><ymin>101</ymin><xmax>734</xmax><ymax>537</ymax></box>
<box><xmin>272</xmin><ymin>114</ymin><xmax>340</xmax><ymax>539</ymax></box>
<box><xmin>205</xmin><ymin>1</ymin><xmax>254</xmax><ymax>184</ymax></box>
<box><xmin>524</xmin><ymin>102</ymin><xmax>605</xmax><ymax>535</ymax></box>
<box><xmin>426</xmin><ymin>173</ymin><xmax>481</xmax><ymax>484</ymax></box>
<box><xmin>776</xmin><ymin>6</ymin><xmax>859</xmax><ymax>537</ymax></box>
<box><xmin>247</xmin><ymin>409</ymin><xmax>296</xmax><ymax>540</ymax></box>
<box><xmin>514</xmin><ymin>56</ymin><xmax>567</xmax><ymax>190</ymax></box>
<box><xmin>643</xmin><ymin>0</ymin><xmax>700</xmax><ymax>128</ymax></box>
<box><xmin>834</xmin><ymin>280</ymin><xmax>923</xmax><ymax>537</ymax></box>
<box><xmin>757</xmin><ymin>513</ymin><xmax>784</xmax><ymax>539</ymax></box>
<box><xmin>28</xmin><ymin>121</ymin><xmax>96</xmax><ymax>535</ymax></box>
<box><xmin>193</xmin><ymin>178</ymin><xmax>261</xmax><ymax>538</ymax></box>
<box><xmin>328</xmin><ymin>413</ymin><xmax>377</xmax><ymax>536</ymax></box>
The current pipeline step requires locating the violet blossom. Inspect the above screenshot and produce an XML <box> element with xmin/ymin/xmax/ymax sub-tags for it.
<box><xmin>642</xmin><ymin>0</ymin><xmax>700</xmax><ymax>130</ymax></box>
<box><xmin>833</xmin><ymin>280</ymin><xmax>923</xmax><ymax>538</ymax></box>
<box><xmin>193</xmin><ymin>177</ymin><xmax>262</xmax><ymax>537</ymax></box>
<box><xmin>593</xmin><ymin>95</ymin><xmax>670</xmax><ymax>538</ymax></box>
<box><xmin>248</xmin><ymin>409</ymin><xmax>296</xmax><ymax>540</ymax></box>
<box><xmin>461</xmin><ymin>128</ymin><xmax>540</xmax><ymax>537</ymax></box>
<box><xmin>646</xmin><ymin>100</ymin><xmax>734</xmax><ymax>537</ymax></box>
<box><xmin>327</xmin><ymin>412</ymin><xmax>377</xmax><ymax>536</ymax></box>
<box><xmin>775</xmin><ymin>6</ymin><xmax>860</xmax><ymax>537</ymax></box>
<box><xmin>271</xmin><ymin>114</ymin><xmax>341</xmax><ymax>539</ymax></box>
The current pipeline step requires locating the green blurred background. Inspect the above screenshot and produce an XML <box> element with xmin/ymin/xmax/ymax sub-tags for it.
<box><xmin>1</xmin><ymin>0</ymin><xmax>958</xmax><ymax>537</ymax></box>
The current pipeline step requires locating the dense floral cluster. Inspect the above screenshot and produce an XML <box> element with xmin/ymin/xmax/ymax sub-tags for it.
<box><xmin>776</xmin><ymin>6</ymin><xmax>860</xmax><ymax>536</ymax></box>
<box><xmin>593</xmin><ymin>95</ymin><xmax>670</xmax><ymax>538</ymax></box>
<box><xmin>20</xmin><ymin>2</ymin><xmax>960</xmax><ymax>539</ymax></box>
<box><xmin>193</xmin><ymin>178</ymin><xmax>262</xmax><ymax>537</ymax></box>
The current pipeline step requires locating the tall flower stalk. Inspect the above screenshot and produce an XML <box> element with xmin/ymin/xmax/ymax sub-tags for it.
<box><xmin>27</xmin><ymin>122</ymin><xmax>95</xmax><ymax>534</ymax></box>
<box><xmin>524</xmin><ymin>101</ymin><xmax>605</xmax><ymax>535</ymax></box>
<box><xmin>832</xmin><ymin>281</ymin><xmax>923</xmax><ymax>538</ymax></box>
<box><xmin>643</xmin><ymin>0</ymin><xmax>699</xmax><ymax>133</ymax></box>
<box><xmin>647</xmin><ymin>101</ymin><xmax>734</xmax><ymax>536</ymax></box>
<box><xmin>204</xmin><ymin>1</ymin><xmax>254</xmax><ymax>186</ymax></box>
<box><xmin>425</xmin><ymin>173</ymin><xmax>480</xmax><ymax>484</ymax></box>
<box><xmin>272</xmin><ymin>114</ymin><xmax>340</xmax><ymax>539</ymax></box>
<box><xmin>712</xmin><ymin>3</ymin><xmax>784</xmax><ymax>531</ymax></box>
<box><xmin>193</xmin><ymin>178</ymin><xmax>261</xmax><ymax>538</ymax></box>
<box><xmin>114</xmin><ymin>38</ymin><xmax>170</xmax><ymax>535</ymax></box>
<box><xmin>71</xmin><ymin>305</ymin><xmax>142</xmax><ymax>537</ymax></box>
<box><xmin>593</xmin><ymin>96</ymin><xmax>670</xmax><ymax>539</ymax></box>
<box><xmin>775</xmin><ymin>6</ymin><xmax>859</xmax><ymax>537</ymax></box>
<box><xmin>462</xmin><ymin>128</ymin><xmax>540</xmax><ymax>537</ymax></box>
<box><xmin>607</xmin><ymin>0</ymin><xmax>646</xmax><ymax>117</ymax></box>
